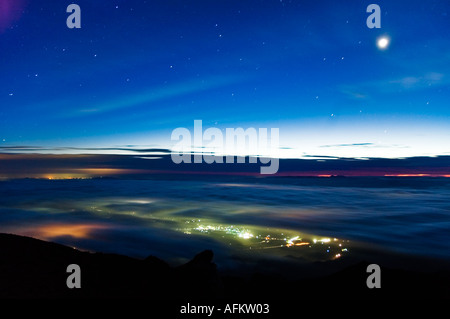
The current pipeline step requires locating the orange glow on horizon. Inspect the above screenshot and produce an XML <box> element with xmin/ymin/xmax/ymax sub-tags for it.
<box><xmin>20</xmin><ymin>223</ymin><xmax>110</xmax><ymax>240</ymax></box>
<box><xmin>40</xmin><ymin>168</ymin><xmax>151</xmax><ymax>179</ymax></box>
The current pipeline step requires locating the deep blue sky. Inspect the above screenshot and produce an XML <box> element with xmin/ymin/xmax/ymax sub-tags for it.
<box><xmin>1</xmin><ymin>0</ymin><xmax>449</xmax><ymax>158</ymax></box>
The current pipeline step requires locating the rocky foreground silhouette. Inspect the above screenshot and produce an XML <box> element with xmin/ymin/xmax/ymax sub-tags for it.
<box><xmin>0</xmin><ymin>233</ymin><xmax>448</xmax><ymax>299</ymax></box>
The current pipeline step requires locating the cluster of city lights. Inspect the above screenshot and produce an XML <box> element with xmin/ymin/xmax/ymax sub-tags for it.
<box><xmin>183</xmin><ymin>220</ymin><xmax>349</xmax><ymax>260</ymax></box>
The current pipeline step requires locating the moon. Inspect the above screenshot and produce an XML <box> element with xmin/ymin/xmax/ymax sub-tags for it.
<box><xmin>377</xmin><ymin>36</ymin><xmax>390</xmax><ymax>50</ymax></box>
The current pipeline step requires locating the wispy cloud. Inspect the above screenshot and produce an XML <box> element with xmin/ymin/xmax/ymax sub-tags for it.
<box><xmin>388</xmin><ymin>72</ymin><xmax>444</xmax><ymax>90</ymax></box>
<box><xmin>320</xmin><ymin>143</ymin><xmax>375</xmax><ymax>148</ymax></box>
<box><xmin>0</xmin><ymin>146</ymin><xmax>171</xmax><ymax>154</ymax></box>
<box><xmin>340</xmin><ymin>72</ymin><xmax>446</xmax><ymax>98</ymax></box>
<box><xmin>319</xmin><ymin>143</ymin><xmax>411</xmax><ymax>151</ymax></box>
<box><xmin>57</xmin><ymin>75</ymin><xmax>245</xmax><ymax>119</ymax></box>
<box><xmin>339</xmin><ymin>86</ymin><xmax>368</xmax><ymax>100</ymax></box>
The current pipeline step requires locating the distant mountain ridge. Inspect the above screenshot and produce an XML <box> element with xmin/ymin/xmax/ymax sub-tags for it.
<box><xmin>1</xmin><ymin>153</ymin><xmax>450</xmax><ymax>179</ymax></box>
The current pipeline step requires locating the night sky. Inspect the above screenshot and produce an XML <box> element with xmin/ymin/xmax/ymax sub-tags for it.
<box><xmin>1</xmin><ymin>0</ymin><xmax>449</xmax><ymax>159</ymax></box>
<box><xmin>2</xmin><ymin>2</ymin><xmax>450</xmax><ymax>296</ymax></box>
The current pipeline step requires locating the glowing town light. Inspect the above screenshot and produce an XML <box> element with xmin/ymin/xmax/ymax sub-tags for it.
<box><xmin>286</xmin><ymin>236</ymin><xmax>299</xmax><ymax>245</ymax></box>
<box><xmin>238</xmin><ymin>232</ymin><xmax>253</xmax><ymax>239</ymax></box>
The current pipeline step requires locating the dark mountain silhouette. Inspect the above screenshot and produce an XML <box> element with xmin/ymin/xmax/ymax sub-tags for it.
<box><xmin>0</xmin><ymin>233</ymin><xmax>449</xmax><ymax>299</ymax></box>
